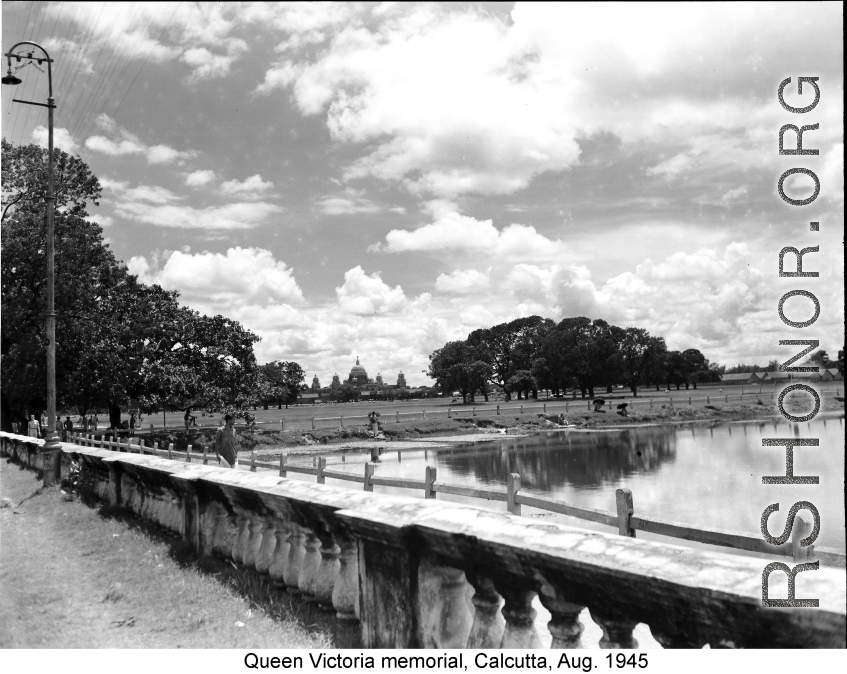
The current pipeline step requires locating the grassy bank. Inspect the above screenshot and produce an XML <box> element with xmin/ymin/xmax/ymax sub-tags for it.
<box><xmin>112</xmin><ymin>394</ymin><xmax>845</xmax><ymax>458</ymax></box>
<box><xmin>0</xmin><ymin>457</ymin><xmax>334</xmax><ymax>648</ymax></box>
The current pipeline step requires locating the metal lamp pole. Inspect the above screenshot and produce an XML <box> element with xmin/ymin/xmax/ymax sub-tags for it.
<box><xmin>3</xmin><ymin>42</ymin><xmax>60</xmax><ymax>484</ymax></box>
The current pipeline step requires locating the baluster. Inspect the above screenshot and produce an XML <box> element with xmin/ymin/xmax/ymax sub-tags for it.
<box><xmin>242</xmin><ymin>514</ymin><xmax>265</xmax><ymax>570</ymax></box>
<box><xmin>283</xmin><ymin>523</ymin><xmax>306</xmax><ymax>593</ymax></box>
<box><xmin>590</xmin><ymin>609</ymin><xmax>639</xmax><ymax>649</ymax></box>
<box><xmin>314</xmin><ymin>533</ymin><xmax>341</xmax><ymax>609</ymax></box>
<box><xmin>332</xmin><ymin>536</ymin><xmax>359</xmax><ymax>620</ymax></box>
<box><xmin>254</xmin><ymin>516</ymin><xmax>277</xmax><ymax>574</ymax></box>
<box><xmin>538</xmin><ymin>591</ymin><xmax>585</xmax><ymax>648</ymax></box>
<box><xmin>268</xmin><ymin>520</ymin><xmax>291</xmax><ymax>588</ymax></box>
<box><xmin>213</xmin><ymin>510</ymin><xmax>238</xmax><ymax>560</ymax></box>
<box><xmin>231</xmin><ymin>511</ymin><xmax>250</xmax><ymax>564</ymax></box>
<box><xmin>417</xmin><ymin>559</ymin><xmax>473</xmax><ymax>648</ymax></box>
<box><xmin>298</xmin><ymin>527</ymin><xmax>322</xmax><ymax>598</ymax></box>
<box><xmin>495</xmin><ymin>583</ymin><xmax>543</xmax><ymax>648</ymax></box>
<box><xmin>466</xmin><ymin>575</ymin><xmax>504</xmax><ymax>648</ymax></box>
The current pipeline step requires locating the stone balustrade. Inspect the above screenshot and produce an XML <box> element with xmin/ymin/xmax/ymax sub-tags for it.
<box><xmin>1</xmin><ymin>433</ymin><xmax>845</xmax><ymax>649</ymax></box>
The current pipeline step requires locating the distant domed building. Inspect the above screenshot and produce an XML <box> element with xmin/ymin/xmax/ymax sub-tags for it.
<box><xmin>348</xmin><ymin>357</ymin><xmax>369</xmax><ymax>387</ymax></box>
<box><xmin>311</xmin><ymin>375</ymin><xmax>320</xmax><ymax>392</ymax></box>
<box><xmin>331</xmin><ymin>373</ymin><xmax>341</xmax><ymax>390</ymax></box>
<box><xmin>376</xmin><ymin>372</ymin><xmax>383</xmax><ymax>386</ymax></box>
<box><xmin>397</xmin><ymin>371</ymin><xmax>407</xmax><ymax>388</ymax></box>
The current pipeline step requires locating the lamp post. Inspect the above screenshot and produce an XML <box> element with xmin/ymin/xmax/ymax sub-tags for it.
<box><xmin>3</xmin><ymin>42</ymin><xmax>60</xmax><ymax>485</ymax></box>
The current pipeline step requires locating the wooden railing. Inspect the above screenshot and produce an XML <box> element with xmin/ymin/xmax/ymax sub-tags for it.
<box><xmin>2</xmin><ymin>432</ymin><xmax>844</xmax><ymax>648</ymax></box>
<box><xmin>57</xmin><ymin>431</ymin><xmax>847</xmax><ymax>569</ymax></box>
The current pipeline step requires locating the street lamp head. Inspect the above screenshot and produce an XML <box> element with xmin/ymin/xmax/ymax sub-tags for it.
<box><xmin>2</xmin><ymin>69</ymin><xmax>22</xmax><ymax>85</ymax></box>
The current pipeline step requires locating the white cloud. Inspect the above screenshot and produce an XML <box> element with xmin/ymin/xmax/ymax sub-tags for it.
<box><xmin>129</xmin><ymin>247</ymin><xmax>304</xmax><ymax>305</ymax></box>
<box><xmin>31</xmin><ymin>126</ymin><xmax>79</xmax><ymax>154</ymax></box>
<box><xmin>336</xmin><ymin>266</ymin><xmax>408</xmax><ymax>316</ymax></box>
<box><xmin>181</xmin><ymin>38</ymin><xmax>248</xmax><ymax>81</ymax></box>
<box><xmin>372</xmin><ymin>209</ymin><xmax>571</xmax><ymax>263</ymax></box>
<box><xmin>185</xmin><ymin>170</ymin><xmax>216</xmax><ymax>187</ymax></box>
<box><xmin>116</xmin><ymin>201</ymin><xmax>283</xmax><ymax>230</ymax></box>
<box><xmin>220</xmin><ymin>174</ymin><xmax>274</xmax><ymax>197</ymax></box>
<box><xmin>88</xmin><ymin>214</ymin><xmax>114</xmax><ymax>228</ymax></box>
<box><xmin>84</xmin><ymin>114</ymin><xmax>191</xmax><ymax>165</ymax></box>
<box><xmin>435</xmin><ymin>269</ymin><xmax>489</xmax><ymax>295</ymax></box>
<box><xmin>319</xmin><ymin>195</ymin><xmax>381</xmax><ymax>215</ymax></box>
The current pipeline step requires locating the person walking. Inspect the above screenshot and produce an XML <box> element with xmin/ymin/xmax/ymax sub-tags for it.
<box><xmin>27</xmin><ymin>414</ymin><xmax>39</xmax><ymax>438</ymax></box>
<box><xmin>62</xmin><ymin>416</ymin><xmax>73</xmax><ymax>441</ymax></box>
<box><xmin>39</xmin><ymin>412</ymin><xmax>47</xmax><ymax>438</ymax></box>
<box><xmin>89</xmin><ymin>414</ymin><xmax>98</xmax><ymax>432</ymax></box>
<box><xmin>213</xmin><ymin>414</ymin><xmax>237</xmax><ymax>468</ymax></box>
<box><xmin>129</xmin><ymin>412</ymin><xmax>137</xmax><ymax>434</ymax></box>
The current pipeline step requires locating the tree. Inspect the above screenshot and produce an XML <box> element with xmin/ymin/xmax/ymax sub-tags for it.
<box><xmin>428</xmin><ymin>341</ymin><xmax>491</xmax><ymax>404</ymax></box>
<box><xmin>2</xmin><ymin>138</ymin><xmax>101</xmax><ymax>223</ymax></box>
<box><xmin>466</xmin><ymin>316</ymin><xmax>552</xmax><ymax>400</ymax></box>
<box><xmin>1</xmin><ymin>140</ymin><xmax>262</xmax><ymax>430</ymax></box>
<box><xmin>617</xmin><ymin>328</ymin><xmax>666</xmax><ymax>396</ymax></box>
<box><xmin>257</xmin><ymin>361</ymin><xmax>305</xmax><ymax>408</ymax></box>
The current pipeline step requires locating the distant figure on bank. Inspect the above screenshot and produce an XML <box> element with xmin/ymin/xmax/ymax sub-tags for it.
<box><xmin>184</xmin><ymin>408</ymin><xmax>196</xmax><ymax>430</ymax></box>
<box><xmin>214</xmin><ymin>414</ymin><xmax>237</xmax><ymax>468</ymax></box>
<box><xmin>616</xmin><ymin>403</ymin><xmax>629</xmax><ymax>417</ymax></box>
<box><xmin>368</xmin><ymin>410</ymin><xmax>381</xmax><ymax>436</ymax></box>
<box><xmin>28</xmin><ymin>414</ymin><xmax>39</xmax><ymax>438</ymax></box>
<box><xmin>592</xmin><ymin>399</ymin><xmax>606</xmax><ymax>413</ymax></box>
<box><xmin>129</xmin><ymin>412</ymin><xmax>137</xmax><ymax>432</ymax></box>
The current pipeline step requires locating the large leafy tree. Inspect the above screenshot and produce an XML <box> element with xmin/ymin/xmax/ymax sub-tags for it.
<box><xmin>617</xmin><ymin>328</ymin><xmax>666</xmax><ymax>396</ymax></box>
<box><xmin>428</xmin><ymin>341</ymin><xmax>491</xmax><ymax>403</ymax></box>
<box><xmin>1</xmin><ymin>140</ymin><xmax>262</xmax><ymax>430</ymax></box>
<box><xmin>466</xmin><ymin>316</ymin><xmax>552</xmax><ymax>400</ymax></box>
<box><xmin>257</xmin><ymin>360</ymin><xmax>305</xmax><ymax>409</ymax></box>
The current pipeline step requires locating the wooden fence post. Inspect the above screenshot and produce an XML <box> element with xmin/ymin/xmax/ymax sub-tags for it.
<box><xmin>448</xmin><ymin>408</ymin><xmax>451</xmax><ymax>418</ymax></box>
<box><xmin>370</xmin><ymin>445</ymin><xmax>379</xmax><ymax>462</ymax></box>
<box><xmin>425</xmin><ymin>466</ymin><xmax>437</xmax><ymax>499</ymax></box>
<box><xmin>279</xmin><ymin>453</ymin><xmax>287</xmax><ymax>477</ymax></box>
<box><xmin>422</xmin><ymin>408</ymin><xmax>426</xmax><ymax>420</ymax></box>
<box><xmin>543</xmin><ymin>403</ymin><xmax>546</xmax><ymax>413</ymax></box>
<box><xmin>149</xmin><ymin>424</ymin><xmax>154</xmax><ymax>434</ymax></box>
<box><xmin>565</xmin><ymin>401</ymin><xmax>568</xmax><ymax>413</ymax></box>
<box><xmin>363</xmin><ymin>463</ymin><xmax>374</xmax><ymax>492</ymax></box>
<box><xmin>706</xmin><ymin>395</ymin><xmax>710</xmax><ymax>404</ymax></box>
<box><xmin>250</xmin><ymin>451</ymin><xmax>256</xmax><ymax>472</ymax></box>
<box><xmin>317</xmin><ymin>457</ymin><xmax>326</xmax><ymax>484</ymax></box>
<box><xmin>154</xmin><ymin>441</ymin><xmax>159</xmax><ymax>456</ymax></box>
<box><xmin>688</xmin><ymin>397</ymin><xmax>691</xmax><ymax>405</ymax></box>
<box><xmin>186</xmin><ymin>444</ymin><xmax>192</xmax><ymax>462</ymax></box>
<box><xmin>311</xmin><ymin>416</ymin><xmax>315</xmax><ymax>430</ymax></box>
<box><xmin>396</xmin><ymin>410</ymin><xmax>400</xmax><ymax>423</ymax></box>
<box><xmin>340</xmin><ymin>414</ymin><xmax>344</xmax><ymax>428</ymax></box>
<box><xmin>203</xmin><ymin>445</ymin><xmax>208</xmax><ymax>465</ymax></box>
<box><xmin>520</xmin><ymin>404</ymin><xmax>523</xmax><ymax>414</ymax></box>
<box><xmin>472</xmin><ymin>407</ymin><xmax>476</xmax><ymax>417</ymax></box>
<box><xmin>168</xmin><ymin>443</ymin><xmax>173</xmax><ymax>460</ymax></box>
<box><xmin>496</xmin><ymin>405</ymin><xmax>500</xmax><ymax>415</ymax></box>
<box><xmin>280</xmin><ymin>418</ymin><xmax>285</xmax><ymax>432</ymax></box>
<box><xmin>506</xmin><ymin>473</ymin><xmax>521</xmax><ymax>515</ymax></box>
<box><xmin>725</xmin><ymin>394</ymin><xmax>728</xmax><ymax>403</ymax></box>
<box><xmin>616</xmin><ymin>488</ymin><xmax>635</xmax><ymax>537</ymax></box>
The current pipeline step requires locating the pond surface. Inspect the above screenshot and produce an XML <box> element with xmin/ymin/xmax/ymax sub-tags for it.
<box><xmin>322</xmin><ymin>416</ymin><xmax>845</xmax><ymax>552</ymax></box>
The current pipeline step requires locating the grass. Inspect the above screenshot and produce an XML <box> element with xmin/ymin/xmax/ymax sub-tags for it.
<box><xmin>0</xmin><ymin>456</ymin><xmax>334</xmax><ymax>649</ymax></box>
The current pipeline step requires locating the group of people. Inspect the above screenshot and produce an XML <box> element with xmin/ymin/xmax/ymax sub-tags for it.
<box><xmin>14</xmin><ymin>412</ymin><xmax>99</xmax><ymax>440</ymax></box>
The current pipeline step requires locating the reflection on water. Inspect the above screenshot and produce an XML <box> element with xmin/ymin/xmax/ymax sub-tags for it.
<box><xmin>344</xmin><ymin>417</ymin><xmax>845</xmax><ymax>551</ymax></box>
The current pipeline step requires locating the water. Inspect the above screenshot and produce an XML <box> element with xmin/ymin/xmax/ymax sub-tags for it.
<box><xmin>309</xmin><ymin>417</ymin><xmax>844</xmax><ymax>647</ymax></box>
<box><xmin>323</xmin><ymin>417</ymin><xmax>845</xmax><ymax>552</ymax></box>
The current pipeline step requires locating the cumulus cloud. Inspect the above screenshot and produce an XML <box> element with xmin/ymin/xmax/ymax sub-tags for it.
<box><xmin>372</xmin><ymin>209</ymin><xmax>572</xmax><ymax>263</ymax></box>
<box><xmin>185</xmin><ymin>170</ymin><xmax>216</xmax><ymax>187</ymax></box>
<box><xmin>220</xmin><ymin>174</ymin><xmax>274</xmax><ymax>197</ymax></box>
<box><xmin>336</xmin><ymin>266</ymin><xmax>407</xmax><ymax>315</ymax></box>
<box><xmin>31</xmin><ymin>126</ymin><xmax>79</xmax><ymax>154</ymax></box>
<box><xmin>85</xmin><ymin>114</ymin><xmax>192</xmax><ymax>165</ymax></box>
<box><xmin>181</xmin><ymin>39</ymin><xmax>248</xmax><ymax>81</ymax></box>
<box><xmin>435</xmin><ymin>269</ymin><xmax>490</xmax><ymax>295</ymax></box>
<box><xmin>103</xmin><ymin>179</ymin><xmax>282</xmax><ymax>230</ymax></box>
<box><xmin>128</xmin><ymin>247</ymin><xmax>304</xmax><ymax>305</ymax></box>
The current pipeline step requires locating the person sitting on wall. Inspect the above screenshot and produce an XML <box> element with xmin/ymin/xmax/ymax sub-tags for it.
<box><xmin>592</xmin><ymin>398</ymin><xmax>607</xmax><ymax>413</ymax></box>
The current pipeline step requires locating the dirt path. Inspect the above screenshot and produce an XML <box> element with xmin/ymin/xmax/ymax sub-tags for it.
<box><xmin>0</xmin><ymin>458</ymin><xmax>332</xmax><ymax>648</ymax></box>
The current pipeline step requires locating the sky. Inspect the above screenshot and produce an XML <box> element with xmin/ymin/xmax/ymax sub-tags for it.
<box><xmin>2</xmin><ymin>2</ymin><xmax>843</xmax><ymax>387</ymax></box>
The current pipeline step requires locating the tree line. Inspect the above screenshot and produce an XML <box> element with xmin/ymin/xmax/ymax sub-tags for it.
<box><xmin>428</xmin><ymin>316</ymin><xmax>720</xmax><ymax>403</ymax></box>
<box><xmin>1</xmin><ymin>140</ymin><xmax>306</xmax><ymax>430</ymax></box>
